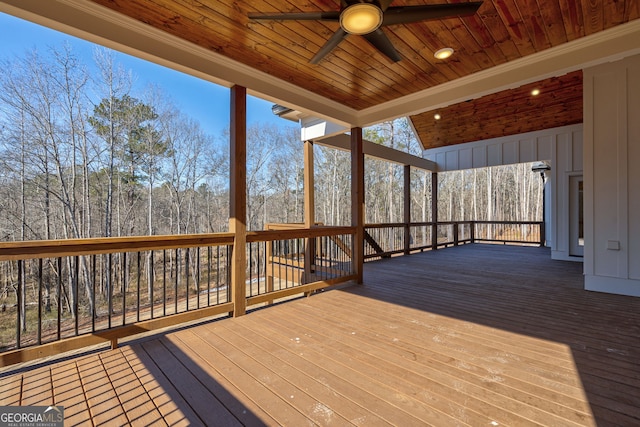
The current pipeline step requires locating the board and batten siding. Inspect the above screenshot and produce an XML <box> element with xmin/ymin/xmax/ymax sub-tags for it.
<box><xmin>423</xmin><ymin>123</ymin><xmax>584</xmax><ymax>263</ymax></box>
<box><xmin>584</xmin><ymin>53</ymin><xmax>640</xmax><ymax>297</ymax></box>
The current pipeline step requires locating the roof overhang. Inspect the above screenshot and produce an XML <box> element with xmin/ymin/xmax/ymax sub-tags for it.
<box><xmin>1</xmin><ymin>0</ymin><xmax>639</xmax><ymax>128</ymax></box>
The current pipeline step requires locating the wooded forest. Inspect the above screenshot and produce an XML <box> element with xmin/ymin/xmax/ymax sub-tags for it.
<box><xmin>0</xmin><ymin>44</ymin><xmax>544</xmax><ymax>243</ymax></box>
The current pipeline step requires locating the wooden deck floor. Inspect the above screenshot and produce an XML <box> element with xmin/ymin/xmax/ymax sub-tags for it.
<box><xmin>1</xmin><ymin>244</ymin><xmax>639</xmax><ymax>426</ymax></box>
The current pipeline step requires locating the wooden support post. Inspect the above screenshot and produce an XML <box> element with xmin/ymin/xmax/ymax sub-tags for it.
<box><xmin>351</xmin><ymin>128</ymin><xmax>365</xmax><ymax>283</ymax></box>
<box><xmin>304</xmin><ymin>140</ymin><xmax>315</xmax><ymax>228</ymax></box>
<box><xmin>431</xmin><ymin>171</ymin><xmax>438</xmax><ymax>250</ymax></box>
<box><xmin>265</xmin><ymin>234</ymin><xmax>274</xmax><ymax>304</ymax></box>
<box><xmin>404</xmin><ymin>165</ymin><xmax>411</xmax><ymax>256</ymax></box>
<box><xmin>304</xmin><ymin>140</ymin><xmax>315</xmax><ymax>287</ymax></box>
<box><xmin>470</xmin><ymin>221</ymin><xmax>476</xmax><ymax>243</ymax></box>
<box><xmin>453</xmin><ymin>223</ymin><xmax>459</xmax><ymax>246</ymax></box>
<box><xmin>229</xmin><ymin>85</ymin><xmax>247</xmax><ymax>317</ymax></box>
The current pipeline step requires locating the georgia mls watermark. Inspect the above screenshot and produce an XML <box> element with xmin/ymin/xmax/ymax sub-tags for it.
<box><xmin>0</xmin><ymin>406</ymin><xmax>64</xmax><ymax>427</ymax></box>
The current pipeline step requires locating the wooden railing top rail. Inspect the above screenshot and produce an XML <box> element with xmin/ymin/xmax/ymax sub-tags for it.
<box><xmin>265</xmin><ymin>222</ymin><xmax>323</xmax><ymax>230</ymax></box>
<box><xmin>0</xmin><ymin>233</ymin><xmax>235</xmax><ymax>261</ymax></box>
<box><xmin>366</xmin><ymin>221</ymin><xmax>543</xmax><ymax>227</ymax></box>
<box><xmin>433</xmin><ymin>221</ymin><xmax>473</xmax><ymax>225</ymax></box>
<box><xmin>407</xmin><ymin>222</ymin><xmax>435</xmax><ymax>227</ymax></box>
<box><xmin>365</xmin><ymin>223</ymin><xmax>411</xmax><ymax>229</ymax></box>
<box><xmin>247</xmin><ymin>226</ymin><xmax>356</xmax><ymax>243</ymax></box>
<box><xmin>473</xmin><ymin>220</ymin><xmax>543</xmax><ymax>225</ymax></box>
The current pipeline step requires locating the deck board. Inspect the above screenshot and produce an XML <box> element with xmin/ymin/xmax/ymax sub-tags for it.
<box><xmin>20</xmin><ymin>365</ymin><xmax>53</xmax><ymax>407</ymax></box>
<box><xmin>0</xmin><ymin>371</ymin><xmax>22</xmax><ymax>405</ymax></box>
<box><xmin>159</xmin><ymin>334</ymin><xmax>278</xmax><ymax>426</ymax></box>
<box><xmin>1</xmin><ymin>244</ymin><xmax>639</xmax><ymax>426</ymax></box>
<box><xmin>100</xmin><ymin>349</ymin><xmax>166</xmax><ymax>426</ymax></box>
<box><xmin>50</xmin><ymin>360</ymin><xmax>92</xmax><ymax>426</ymax></box>
<box><xmin>274</xmin><ymin>294</ymin><xmax>593</xmax><ymax>426</ymax></box>
<box><xmin>76</xmin><ymin>353</ymin><xmax>130</xmax><ymax>425</ymax></box>
<box><xmin>120</xmin><ymin>345</ymin><xmax>201</xmax><ymax>426</ymax></box>
<box><xmin>214</xmin><ymin>320</ymin><xmax>396</xmax><ymax>426</ymax></box>
<box><xmin>140</xmin><ymin>339</ymin><xmax>241</xmax><ymax>427</ymax></box>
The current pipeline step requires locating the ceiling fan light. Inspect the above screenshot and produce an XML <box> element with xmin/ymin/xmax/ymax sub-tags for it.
<box><xmin>434</xmin><ymin>47</ymin><xmax>454</xmax><ymax>60</ymax></box>
<box><xmin>340</xmin><ymin>4</ymin><xmax>383</xmax><ymax>35</ymax></box>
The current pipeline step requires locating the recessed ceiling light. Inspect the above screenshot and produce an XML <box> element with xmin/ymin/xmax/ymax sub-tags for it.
<box><xmin>434</xmin><ymin>48</ymin><xmax>454</xmax><ymax>60</ymax></box>
<box><xmin>434</xmin><ymin>113</ymin><xmax>441</xmax><ymax>120</ymax></box>
<box><xmin>531</xmin><ymin>88</ymin><xmax>541</xmax><ymax>96</ymax></box>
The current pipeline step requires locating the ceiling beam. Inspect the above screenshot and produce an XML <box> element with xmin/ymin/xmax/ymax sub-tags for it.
<box><xmin>317</xmin><ymin>134</ymin><xmax>437</xmax><ymax>172</ymax></box>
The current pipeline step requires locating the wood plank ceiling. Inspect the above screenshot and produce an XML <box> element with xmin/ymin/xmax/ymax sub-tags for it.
<box><xmin>411</xmin><ymin>70</ymin><xmax>584</xmax><ymax>148</ymax></box>
<box><xmin>87</xmin><ymin>0</ymin><xmax>638</xmax><ymax>110</ymax></box>
<box><xmin>80</xmin><ymin>0</ymin><xmax>637</xmax><ymax>146</ymax></box>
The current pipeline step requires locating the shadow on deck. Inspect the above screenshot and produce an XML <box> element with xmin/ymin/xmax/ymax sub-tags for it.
<box><xmin>1</xmin><ymin>244</ymin><xmax>639</xmax><ymax>425</ymax></box>
<box><xmin>359</xmin><ymin>244</ymin><xmax>640</xmax><ymax>425</ymax></box>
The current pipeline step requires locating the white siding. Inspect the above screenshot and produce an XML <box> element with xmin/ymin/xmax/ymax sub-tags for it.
<box><xmin>584</xmin><ymin>53</ymin><xmax>640</xmax><ymax>296</ymax></box>
<box><xmin>423</xmin><ymin>124</ymin><xmax>584</xmax><ymax>262</ymax></box>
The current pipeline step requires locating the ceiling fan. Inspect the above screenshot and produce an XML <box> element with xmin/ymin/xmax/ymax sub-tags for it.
<box><xmin>248</xmin><ymin>1</ymin><xmax>483</xmax><ymax>64</ymax></box>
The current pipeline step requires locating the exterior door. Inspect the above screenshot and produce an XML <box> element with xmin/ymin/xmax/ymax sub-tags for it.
<box><xmin>569</xmin><ymin>176</ymin><xmax>584</xmax><ymax>257</ymax></box>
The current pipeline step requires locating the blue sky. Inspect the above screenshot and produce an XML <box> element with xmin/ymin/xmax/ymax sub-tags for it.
<box><xmin>0</xmin><ymin>12</ymin><xmax>293</xmax><ymax>137</ymax></box>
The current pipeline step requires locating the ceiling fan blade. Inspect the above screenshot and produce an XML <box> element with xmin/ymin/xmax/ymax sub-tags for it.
<box><xmin>363</xmin><ymin>29</ymin><xmax>401</xmax><ymax>62</ymax></box>
<box><xmin>382</xmin><ymin>2</ymin><xmax>483</xmax><ymax>26</ymax></box>
<box><xmin>377</xmin><ymin>0</ymin><xmax>394</xmax><ymax>11</ymax></box>
<box><xmin>248</xmin><ymin>11</ymin><xmax>340</xmax><ymax>21</ymax></box>
<box><xmin>310</xmin><ymin>28</ymin><xmax>348</xmax><ymax>64</ymax></box>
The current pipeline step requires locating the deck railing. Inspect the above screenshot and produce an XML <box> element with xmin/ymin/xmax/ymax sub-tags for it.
<box><xmin>0</xmin><ymin>221</ymin><xmax>537</xmax><ymax>365</ymax></box>
<box><xmin>246</xmin><ymin>226</ymin><xmax>356</xmax><ymax>307</ymax></box>
<box><xmin>365</xmin><ymin>220</ymin><xmax>543</xmax><ymax>260</ymax></box>
<box><xmin>0</xmin><ymin>234</ymin><xmax>235</xmax><ymax>365</ymax></box>
<box><xmin>473</xmin><ymin>221</ymin><xmax>544</xmax><ymax>245</ymax></box>
<box><xmin>0</xmin><ymin>226</ymin><xmax>356</xmax><ymax>366</ymax></box>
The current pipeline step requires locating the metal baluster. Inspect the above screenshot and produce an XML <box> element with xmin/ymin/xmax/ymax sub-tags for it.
<box><xmin>16</xmin><ymin>259</ymin><xmax>23</xmax><ymax>349</ymax></box>
<box><xmin>74</xmin><ymin>256</ymin><xmax>79</xmax><ymax>335</ymax></box>
<box><xmin>163</xmin><ymin>250</ymin><xmax>167</xmax><ymax>317</ymax></box>
<box><xmin>216</xmin><ymin>246</ymin><xmax>220</xmax><ymax>305</ymax></box>
<box><xmin>174</xmin><ymin>249</ymin><xmax>179</xmax><ymax>314</ymax></box>
<box><xmin>226</xmin><ymin>246</ymin><xmax>232</xmax><ymax>303</ymax></box>
<box><xmin>284</xmin><ymin>240</ymin><xmax>289</xmax><ymax>289</ymax></box>
<box><xmin>150</xmin><ymin>251</ymin><xmax>154</xmax><ymax>319</ymax></box>
<box><xmin>57</xmin><ymin>257</ymin><xmax>62</xmax><ymax>340</ymax></box>
<box><xmin>263</xmin><ymin>241</ymin><xmax>267</xmax><ymax>296</ymax></box>
<box><xmin>137</xmin><ymin>251</ymin><xmax>141</xmax><ymax>322</ymax></box>
<box><xmin>185</xmin><ymin>248</ymin><xmax>190</xmax><ymax>311</ymax></box>
<box><xmin>249</xmin><ymin>242</ymin><xmax>254</xmax><ymax>296</ymax></box>
<box><xmin>270</xmin><ymin>241</ymin><xmax>275</xmax><ymax>292</ymax></box>
<box><xmin>38</xmin><ymin>258</ymin><xmax>43</xmax><ymax>345</ymax></box>
<box><xmin>196</xmin><ymin>247</ymin><xmax>201</xmax><ymax>309</ymax></box>
<box><xmin>122</xmin><ymin>252</ymin><xmax>127</xmax><ymax>326</ymax></box>
<box><xmin>92</xmin><ymin>255</ymin><xmax>96</xmax><ymax>332</ymax></box>
<box><xmin>321</xmin><ymin>236</ymin><xmax>326</xmax><ymax>281</ymax></box>
<box><xmin>207</xmin><ymin>246</ymin><xmax>212</xmax><ymax>307</ymax></box>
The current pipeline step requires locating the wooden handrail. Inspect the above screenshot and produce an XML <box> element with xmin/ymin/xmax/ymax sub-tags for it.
<box><xmin>247</xmin><ymin>226</ymin><xmax>356</xmax><ymax>243</ymax></box>
<box><xmin>364</xmin><ymin>223</ymin><xmax>407</xmax><ymax>229</ymax></box>
<box><xmin>0</xmin><ymin>233</ymin><xmax>236</xmax><ymax>261</ymax></box>
<box><xmin>472</xmin><ymin>220</ymin><xmax>543</xmax><ymax>225</ymax></box>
